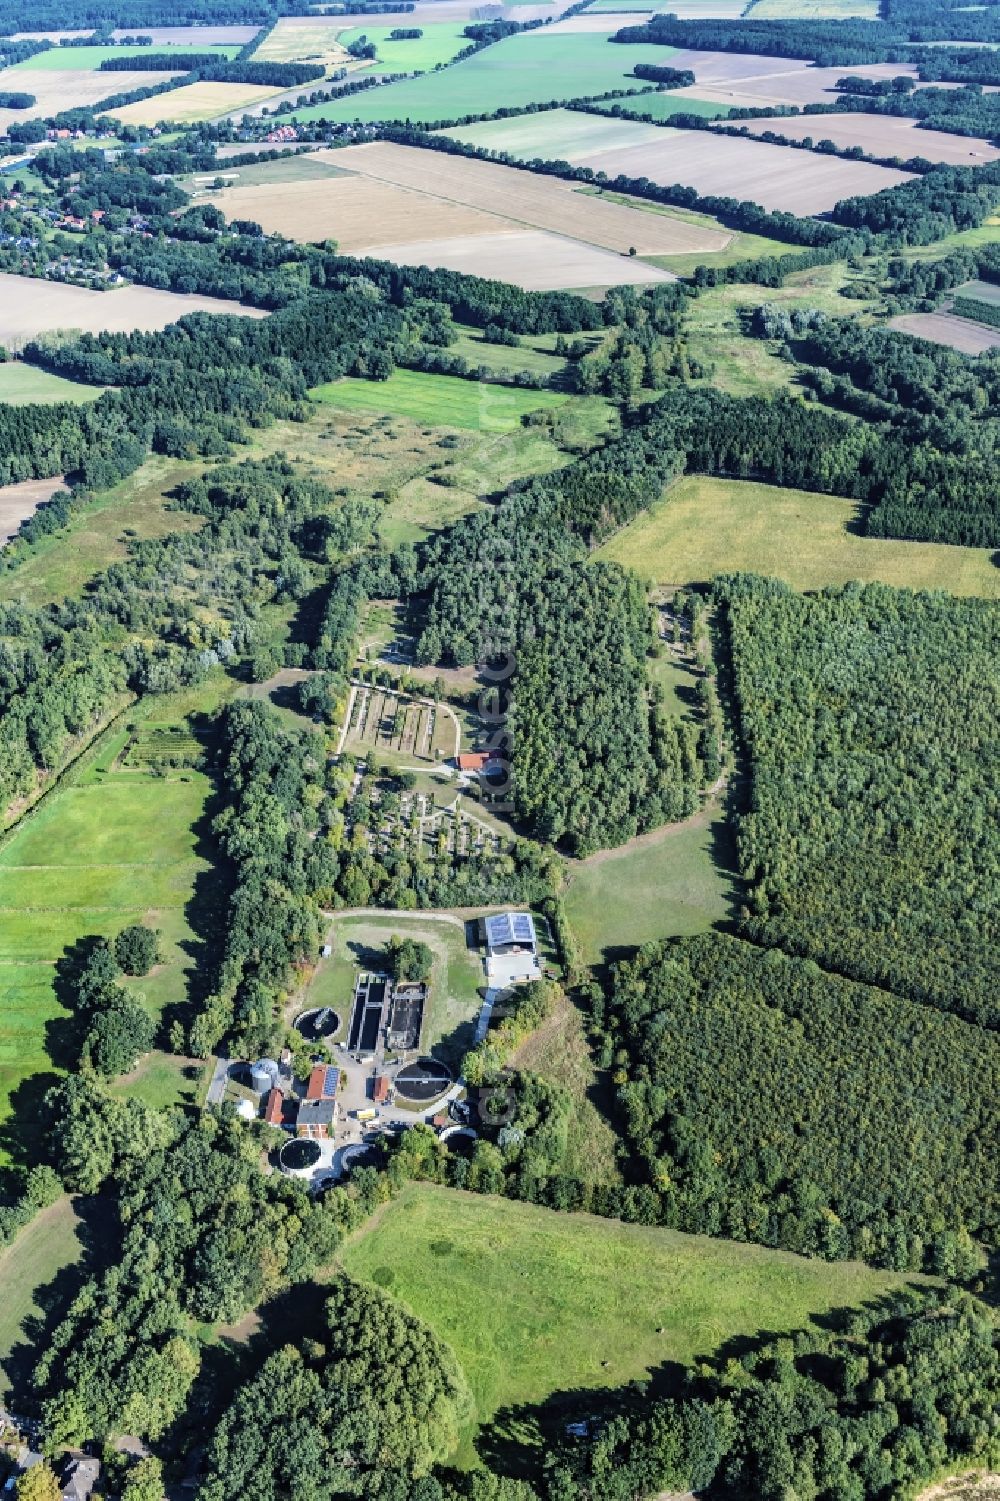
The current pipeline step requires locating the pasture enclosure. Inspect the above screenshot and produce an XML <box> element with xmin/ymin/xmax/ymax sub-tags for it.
<box><xmin>890</xmin><ymin>310</ymin><xmax>1000</xmax><ymax>353</ymax></box>
<box><xmin>594</xmin><ymin>475</ymin><xmax>1000</xmax><ymax>596</ymax></box>
<box><xmin>111</xmin><ymin>80</ymin><xmax>284</xmax><ymax>126</ymax></box>
<box><xmin>566</xmin><ymin>127</ymin><xmax>914</xmax><ymax>214</ymax></box>
<box><xmin>0</xmin><ymin>274</ymin><xmax>266</xmax><ymax>348</ymax></box>
<box><xmin>314</xmin><ymin>141</ymin><xmax>710</xmax><ymax>256</ymax></box>
<box><xmin>290</xmin><ymin>30</ymin><xmax>673</xmax><ymax>123</ymax></box>
<box><xmin>726</xmin><ymin>112</ymin><xmax>1000</xmax><ymax>165</ymax></box>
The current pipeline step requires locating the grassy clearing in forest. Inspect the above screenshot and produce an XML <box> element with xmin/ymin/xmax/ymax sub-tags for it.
<box><xmin>341</xmin><ymin>1182</ymin><xmax>927</xmax><ymax>1462</ymax></box>
<box><xmin>312</xmin><ymin>369</ymin><xmax>571</xmax><ymax>430</ymax></box>
<box><xmin>595</xmin><ymin>476</ymin><xmax>1000</xmax><ymax>596</ymax></box>
<box><xmin>0</xmin><ymin>362</ymin><xmax>103</xmax><ymax>405</ymax></box>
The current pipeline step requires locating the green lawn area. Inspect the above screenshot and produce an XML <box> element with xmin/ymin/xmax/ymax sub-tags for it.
<box><xmin>591</xmin><ymin>92</ymin><xmax>733</xmax><ymax>120</ymax></box>
<box><xmin>594</xmin><ymin>475</ymin><xmax>1000</xmax><ymax>596</ymax></box>
<box><xmin>447</xmin><ymin>325</ymin><xmax>567</xmax><ymax>381</ymax></box>
<box><xmin>0</xmin><ymin>1195</ymin><xmax>89</xmax><ymax>1395</ymax></box>
<box><xmin>308</xmin><ymin>913</ymin><xmax>485</xmax><ymax>1064</ymax></box>
<box><xmin>110</xmin><ymin>1049</ymin><xmax>203</xmax><ymax>1111</ymax></box>
<box><xmin>311</xmin><ymin>370</ymin><xmax>570</xmax><ymax>431</ymax></box>
<box><xmin>563</xmin><ymin>802</ymin><xmax>736</xmax><ymax>967</ymax></box>
<box><xmin>185</xmin><ymin>154</ymin><xmax>351</xmax><ymax>190</ymax></box>
<box><xmin>441</xmin><ymin>105</ymin><xmax>666</xmax><ymax>160</ymax></box>
<box><xmin>11</xmin><ymin>42</ymin><xmax>238</xmax><ymax>69</ymax></box>
<box><xmin>0</xmin><ymin>707</ymin><xmax>223</xmax><ymax>1163</ymax></box>
<box><xmin>0</xmin><ymin>362</ymin><xmax>103</xmax><ymax>405</ymax></box>
<box><xmin>341</xmin><ymin>1183</ymin><xmax>928</xmax><ymax>1463</ymax></box>
<box><xmin>290</xmin><ymin>32</ymin><xmax>672</xmax><ymax>123</ymax></box>
<box><xmin>342</xmin><ymin>22</ymin><xmax>470</xmax><ymax>72</ymax></box>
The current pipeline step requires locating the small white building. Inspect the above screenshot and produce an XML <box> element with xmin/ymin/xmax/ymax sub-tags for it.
<box><xmin>483</xmin><ymin>911</ymin><xmax>541</xmax><ymax>987</ymax></box>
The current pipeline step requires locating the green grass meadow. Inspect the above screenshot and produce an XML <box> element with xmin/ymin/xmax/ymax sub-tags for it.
<box><xmin>291</xmin><ymin>32</ymin><xmax>672</xmax><ymax>124</ymax></box>
<box><xmin>0</xmin><ymin>1195</ymin><xmax>88</xmax><ymax>1395</ymax></box>
<box><xmin>0</xmin><ymin>362</ymin><xmax>103</xmax><ymax>405</ymax></box>
<box><xmin>0</xmin><ymin>721</ymin><xmax>219</xmax><ymax>1162</ymax></box>
<box><xmin>11</xmin><ymin>42</ymin><xmax>239</xmax><ymax>70</ymax></box>
<box><xmin>341</xmin><ymin>1183</ymin><xmax>927</xmax><ymax>1462</ymax></box>
<box><xmin>342</xmin><ymin>22</ymin><xmax>470</xmax><ymax>72</ymax></box>
<box><xmin>563</xmin><ymin>803</ymin><xmax>736</xmax><ymax>967</ymax></box>
<box><xmin>312</xmin><ymin>370</ymin><xmax>570</xmax><ymax>431</ymax></box>
<box><xmin>591</xmin><ymin>92</ymin><xmax>733</xmax><ymax>120</ymax></box>
<box><xmin>595</xmin><ymin>475</ymin><xmax>1000</xmax><ymax>596</ymax></box>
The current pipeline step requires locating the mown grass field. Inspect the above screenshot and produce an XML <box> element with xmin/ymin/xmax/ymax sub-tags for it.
<box><xmin>563</xmin><ymin>800</ymin><xmax>736</xmax><ymax>966</ymax></box>
<box><xmin>0</xmin><ymin>1195</ymin><xmax>86</xmax><ymax>1395</ymax></box>
<box><xmin>341</xmin><ymin>22</ymin><xmax>470</xmax><ymax>72</ymax></box>
<box><xmin>0</xmin><ymin>717</ymin><xmax>219</xmax><ymax>1161</ymax></box>
<box><xmin>312</xmin><ymin>369</ymin><xmax>570</xmax><ymax>431</ymax></box>
<box><xmin>13</xmin><ymin>42</ymin><xmax>238</xmax><ymax>69</ymax></box>
<box><xmin>595</xmin><ymin>476</ymin><xmax>1000</xmax><ymax>596</ymax></box>
<box><xmin>341</xmin><ymin>1183</ymin><xmax>927</xmax><ymax>1462</ymax></box>
<box><xmin>291</xmin><ymin>32</ymin><xmax>670</xmax><ymax>123</ymax></box>
<box><xmin>0</xmin><ymin>362</ymin><xmax>103</xmax><ymax>405</ymax></box>
<box><xmin>592</xmin><ymin>92</ymin><xmax>733</xmax><ymax>120</ymax></box>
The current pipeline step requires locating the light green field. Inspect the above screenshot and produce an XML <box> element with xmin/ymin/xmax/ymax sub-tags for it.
<box><xmin>749</xmin><ymin>0</ymin><xmax>878</xmax><ymax>14</ymax></box>
<box><xmin>185</xmin><ymin>154</ymin><xmax>351</xmax><ymax>190</ymax></box>
<box><xmin>0</xmin><ymin>362</ymin><xmax>102</xmax><ymax>405</ymax></box>
<box><xmin>563</xmin><ymin>801</ymin><xmax>735</xmax><ymax>966</ymax></box>
<box><xmin>341</xmin><ymin>22</ymin><xmax>470</xmax><ymax>72</ymax></box>
<box><xmin>11</xmin><ymin>42</ymin><xmax>238</xmax><ymax>70</ymax></box>
<box><xmin>0</xmin><ymin>723</ymin><xmax>218</xmax><ymax>1160</ymax></box>
<box><xmin>595</xmin><ymin>475</ymin><xmax>1000</xmax><ymax>596</ymax></box>
<box><xmin>447</xmin><ymin>325</ymin><xmax>567</xmax><ymax>380</ymax></box>
<box><xmin>440</xmin><ymin>105</ymin><xmax>666</xmax><ymax>160</ymax></box>
<box><xmin>592</xmin><ymin>92</ymin><xmax>733</xmax><ymax>120</ymax></box>
<box><xmin>290</xmin><ymin>32</ymin><xmax>673</xmax><ymax>124</ymax></box>
<box><xmin>308</xmin><ymin>913</ymin><xmax>484</xmax><ymax>1062</ymax></box>
<box><xmin>312</xmin><ymin>370</ymin><xmax>570</xmax><ymax>431</ymax></box>
<box><xmin>341</xmin><ymin>1182</ymin><xmax>927</xmax><ymax>1460</ymax></box>
<box><xmin>0</xmin><ymin>1195</ymin><xmax>86</xmax><ymax>1395</ymax></box>
<box><xmin>110</xmin><ymin>1049</ymin><xmax>202</xmax><ymax>1111</ymax></box>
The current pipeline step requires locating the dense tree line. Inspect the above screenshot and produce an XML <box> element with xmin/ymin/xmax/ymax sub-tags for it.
<box><xmin>0</xmin><ymin>90</ymin><xmax>34</xmax><ymax>108</ymax></box>
<box><xmin>34</xmin><ymin>1094</ymin><xmax>358</xmax><ymax>1447</ymax></box>
<box><xmin>603</xmin><ymin>932</ymin><xmax>997</xmax><ymax>1268</ymax></box>
<box><xmin>722</xmin><ymin>575</ymin><xmax>1000</xmax><ymax>1026</ymax></box>
<box><xmin>199</xmin><ymin>1278</ymin><xmax>474</xmax><ymax>1500</ymax></box>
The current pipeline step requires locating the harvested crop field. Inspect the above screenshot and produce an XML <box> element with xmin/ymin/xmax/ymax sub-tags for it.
<box><xmin>111</xmin><ymin>80</ymin><xmax>284</xmax><ymax>126</ymax></box>
<box><xmin>357</xmin><ymin>229</ymin><xmax>675</xmax><ymax>289</ymax></box>
<box><xmin>253</xmin><ymin>17</ymin><xmax>354</xmax><ymax>68</ymax></box>
<box><xmin>667</xmin><ymin>59</ymin><xmax>920</xmax><ymax>108</ymax></box>
<box><xmin>953</xmin><ymin>279</ymin><xmax>1000</xmax><ymax>305</ymax></box>
<box><xmin>111</xmin><ymin>25</ymin><xmax>257</xmax><ymax>43</ymax></box>
<box><xmin>725</xmin><ymin>112</ymin><xmax>1000</xmax><ymax>165</ymax></box>
<box><xmin>0</xmin><ymin>476</ymin><xmax>69</xmax><ymax>547</ymax></box>
<box><xmin>0</xmin><ymin>67</ymin><xmax>173</xmax><ymax>128</ymax></box>
<box><xmin>0</xmin><ymin>274</ymin><xmax>266</xmax><ymax>348</ymax></box>
<box><xmin>567</xmin><ymin>128</ymin><xmax>913</xmax><ymax>213</ymax></box>
<box><xmin>216</xmin><ymin>175</ymin><xmax>511</xmax><ymax>248</ymax></box>
<box><xmin>889</xmin><ymin>310</ymin><xmax>1000</xmax><ymax>354</ymax></box>
<box><xmin>312</xmin><ymin>141</ymin><xmax>720</xmax><ymax>255</ymax></box>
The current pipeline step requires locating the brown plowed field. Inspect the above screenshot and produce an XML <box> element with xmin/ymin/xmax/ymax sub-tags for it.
<box><xmin>0</xmin><ymin>476</ymin><xmax>69</xmax><ymax>546</ymax></box>
<box><xmin>358</xmin><ymin>230</ymin><xmax>675</xmax><ymax>289</ymax></box>
<box><xmin>0</xmin><ymin>274</ymin><xmax>266</xmax><ymax>349</ymax></box>
<box><xmin>668</xmin><ymin>58</ymin><xmax>920</xmax><ymax>107</ymax></box>
<box><xmin>311</xmin><ymin>142</ymin><xmax>736</xmax><ymax>254</ymax></box>
<box><xmin>722</xmin><ymin>111</ymin><xmax>1000</xmax><ymax>165</ymax></box>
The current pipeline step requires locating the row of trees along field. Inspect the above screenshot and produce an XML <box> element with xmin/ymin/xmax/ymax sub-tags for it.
<box><xmin>721</xmin><ymin>575</ymin><xmax>999</xmax><ymax>1025</ymax></box>
<box><xmin>603</xmin><ymin>932</ymin><xmax>997</xmax><ymax>1270</ymax></box>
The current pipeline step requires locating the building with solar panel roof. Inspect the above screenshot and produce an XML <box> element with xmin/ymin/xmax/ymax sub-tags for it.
<box><xmin>296</xmin><ymin>1063</ymin><xmax>340</xmax><ymax>1138</ymax></box>
<box><xmin>482</xmin><ymin>911</ymin><xmax>541</xmax><ymax>987</ymax></box>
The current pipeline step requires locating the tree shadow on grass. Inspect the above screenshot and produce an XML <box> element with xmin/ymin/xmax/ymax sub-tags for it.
<box><xmin>170</xmin><ymin>771</ymin><xmax>233</xmax><ymax>1045</ymax></box>
<box><xmin>0</xmin><ymin>1192</ymin><xmax>120</xmax><ymax>1408</ymax></box>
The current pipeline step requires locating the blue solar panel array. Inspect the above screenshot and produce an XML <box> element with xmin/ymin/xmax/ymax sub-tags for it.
<box><xmin>485</xmin><ymin>912</ymin><xmax>536</xmax><ymax>949</ymax></box>
<box><xmin>323</xmin><ymin>1066</ymin><xmax>339</xmax><ymax>1098</ymax></box>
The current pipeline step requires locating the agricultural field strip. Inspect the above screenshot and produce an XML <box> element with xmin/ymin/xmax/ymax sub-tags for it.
<box><xmin>0</xmin><ymin>273</ymin><xmax>266</xmax><ymax>349</ymax></box>
<box><xmin>667</xmin><ymin>59</ymin><xmax>921</xmax><ymax>108</ymax></box>
<box><xmin>723</xmin><ymin>112</ymin><xmax>1000</xmax><ymax>164</ymax></box>
<box><xmin>313</xmin><ymin>141</ymin><xmax>725</xmax><ymax>255</ymax></box>
<box><xmin>889</xmin><ymin>310</ymin><xmax>1000</xmax><ymax>353</ymax></box>
<box><xmin>110</xmin><ymin>81</ymin><xmax>290</xmax><ymax>127</ymax></box>
<box><xmin>0</xmin><ymin>68</ymin><xmax>176</xmax><ymax>126</ymax></box>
